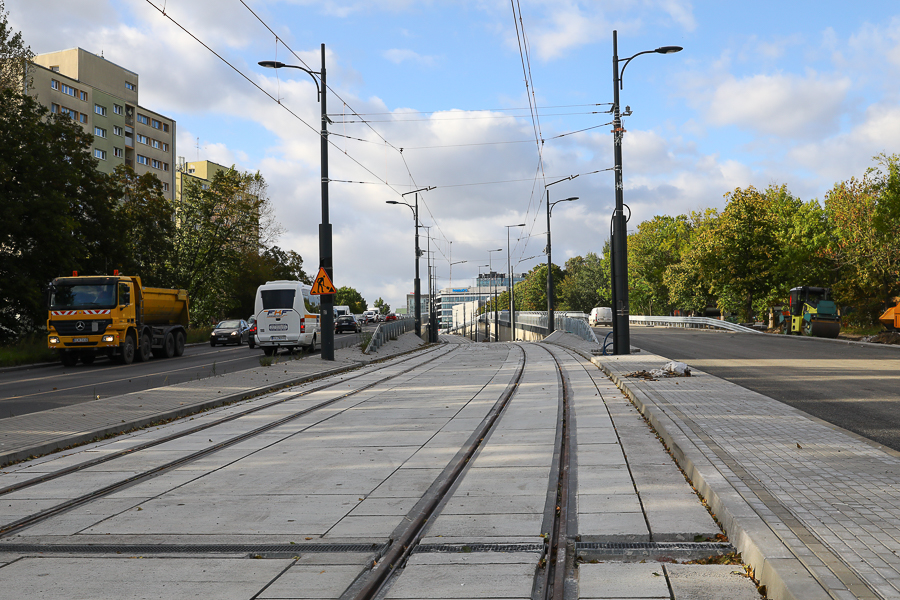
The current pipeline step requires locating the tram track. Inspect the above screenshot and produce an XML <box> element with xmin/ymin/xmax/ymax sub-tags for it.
<box><xmin>0</xmin><ymin>344</ymin><xmax>458</xmax><ymax>538</ymax></box>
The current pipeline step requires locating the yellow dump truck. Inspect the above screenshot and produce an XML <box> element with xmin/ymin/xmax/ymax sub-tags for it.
<box><xmin>47</xmin><ymin>273</ymin><xmax>189</xmax><ymax>366</ymax></box>
<box><xmin>881</xmin><ymin>303</ymin><xmax>900</xmax><ymax>331</ymax></box>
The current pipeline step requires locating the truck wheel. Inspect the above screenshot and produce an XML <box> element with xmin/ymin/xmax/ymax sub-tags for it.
<box><xmin>173</xmin><ymin>331</ymin><xmax>185</xmax><ymax>357</ymax></box>
<box><xmin>163</xmin><ymin>332</ymin><xmax>176</xmax><ymax>358</ymax></box>
<box><xmin>80</xmin><ymin>353</ymin><xmax>95</xmax><ymax>365</ymax></box>
<box><xmin>118</xmin><ymin>333</ymin><xmax>136</xmax><ymax>365</ymax></box>
<box><xmin>307</xmin><ymin>336</ymin><xmax>317</xmax><ymax>353</ymax></box>
<box><xmin>60</xmin><ymin>351</ymin><xmax>78</xmax><ymax>367</ymax></box>
<box><xmin>136</xmin><ymin>332</ymin><xmax>152</xmax><ymax>362</ymax></box>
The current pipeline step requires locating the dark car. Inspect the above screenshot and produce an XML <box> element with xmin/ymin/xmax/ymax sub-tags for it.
<box><xmin>335</xmin><ymin>315</ymin><xmax>362</xmax><ymax>334</ymax></box>
<box><xmin>247</xmin><ymin>316</ymin><xmax>257</xmax><ymax>349</ymax></box>
<box><xmin>210</xmin><ymin>319</ymin><xmax>250</xmax><ymax>346</ymax></box>
<box><xmin>385</xmin><ymin>313</ymin><xmax>398</xmax><ymax>321</ymax></box>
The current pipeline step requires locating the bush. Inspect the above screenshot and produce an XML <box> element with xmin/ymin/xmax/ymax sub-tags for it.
<box><xmin>0</xmin><ymin>333</ymin><xmax>56</xmax><ymax>367</ymax></box>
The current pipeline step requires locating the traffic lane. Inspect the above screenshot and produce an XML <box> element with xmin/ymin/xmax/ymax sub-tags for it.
<box><xmin>0</xmin><ymin>325</ymin><xmax>376</xmax><ymax>420</ymax></box>
<box><xmin>596</xmin><ymin>326</ymin><xmax>900</xmax><ymax>451</ymax></box>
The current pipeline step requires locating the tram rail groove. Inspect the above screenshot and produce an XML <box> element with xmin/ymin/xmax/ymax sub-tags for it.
<box><xmin>0</xmin><ymin>345</ymin><xmax>450</xmax><ymax>498</ymax></box>
<box><xmin>0</xmin><ymin>345</ymin><xmax>460</xmax><ymax>538</ymax></box>
<box><xmin>0</xmin><ymin>341</ymin><xmax>443</xmax><ymax>469</ymax></box>
<box><xmin>341</xmin><ymin>345</ymin><xmax>528</xmax><ymax>600</ymax></box>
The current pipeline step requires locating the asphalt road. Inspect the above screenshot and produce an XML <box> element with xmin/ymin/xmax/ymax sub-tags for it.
<box><xmin>594</xmin><ymin>325</ymin><xmax>900</xmax><ymax>452</ymax></box>
<box><xmin>0</xmin><ymin>327</ymin><xmax>372</xmax><ymax>420</ymax></box>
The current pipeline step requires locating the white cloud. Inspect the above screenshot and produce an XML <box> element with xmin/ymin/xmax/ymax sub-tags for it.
<box><xmin>706</xmin><ymin>71</ymin><xmax>851</xmax><ymax>139</ymax></box>
<box><xmin>382</xmin><ymin>48</ymin><xmax>439</xmax><ymax>66</ymax></box>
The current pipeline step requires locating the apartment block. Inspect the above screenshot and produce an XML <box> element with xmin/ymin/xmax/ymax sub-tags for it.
<box><xmin>28</xmin><ymin>48</ymin><xmax>176</xmax><ymax>199</ymax></box>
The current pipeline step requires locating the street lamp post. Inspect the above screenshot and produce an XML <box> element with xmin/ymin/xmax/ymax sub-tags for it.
<box><xmin>487</xmin><ymin>248</ymin><xmax>502</xmax><ymax>341</ymax></box>
<box><xmin>387</xmin><ymin>186</ymin><xmax>433</xmax><ymax>340</ymax></box>
<box><xmin>259</xmin><ymin>44</ymin><xmax>335</xmax><ymax>360</ymax></box>
<box><xmin>505</xmin><ymin>224</ymin><xmax>526</xmax><ymax>341</ymax></box>
<box><xmin>544</xmin><ymin>187</ymin><xmax>578</xmax><ymax>333</ymax></box>
<box><xmin>478</xmin><ymin>264</ymin><xmax>490</xmax><ymax>341</ymax></box>
<box><xmin>610</xmin><ymin>31</ymin><xmax>682</xmax><ymax>355</ymax></box>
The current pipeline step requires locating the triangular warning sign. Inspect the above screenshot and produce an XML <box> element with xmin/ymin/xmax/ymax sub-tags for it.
<box><xmin>310</xmin><ymin>267</ymin><xmax>336</xmax><ymax>295</ymax></box>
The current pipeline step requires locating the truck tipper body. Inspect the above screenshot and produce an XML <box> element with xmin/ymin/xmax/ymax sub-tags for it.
<box><xmin>47</xmin><ymin>274</ymin><xmax>189</xmax><ymax>366</ymax></box>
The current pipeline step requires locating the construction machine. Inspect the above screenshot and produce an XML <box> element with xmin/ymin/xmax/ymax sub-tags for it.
<box><xmin>880</xmin><ymin>302</ymin><xmax>900</xmax><ymax>331</ymax></box>
<box><xmin>778</xmin><ymin>286</ymin><xmax>841</xmax><ymax>338</ymax></box>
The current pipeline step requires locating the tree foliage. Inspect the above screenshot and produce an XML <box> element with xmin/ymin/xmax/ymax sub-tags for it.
<box><xmin>558</xmin><ymin>252</ymin><xmax>609</xmax><ymax>313</ymax></box>
<box><xmin>0</xmin><ymin>89</ymin><xmax>121</xmax><ymax>340</ymax></box>
<box><xmin>373</xmin><ymin>297</ymin><xmax>391</xmax><ymax>314</ymax></box>
<box><xmin>335</xmin><ymin>286</ymin><xmax>367</xmax><ymax>314</ymax></box>
<box><xmin>0</xmin><ymin>0</ymin><xmax>33</xmax><ymax>92</ymax></box>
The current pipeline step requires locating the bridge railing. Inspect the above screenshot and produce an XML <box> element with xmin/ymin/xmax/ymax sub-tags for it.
<box><xmin>629</xmin><ymin>315</ymin><xmax>763</xmax><ymax>334</ymax></box>
<box><xmin>363</xmin><ymin>316</ymin><xmax>415</xmax><ymax>354</ymax></box>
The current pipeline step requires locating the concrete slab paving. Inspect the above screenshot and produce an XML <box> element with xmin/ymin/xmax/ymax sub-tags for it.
<box><xmin>256</xmin><ymin>563</ymin><xmax>367</xmax><ymax>599</ymax></box>
<box><xmin>0</xmin><ymin>556</ymin><xmax>294</xmax><ymax>600</ymax></box>
<box><xmin>578</xmin><ymin>562</ymin><xmax>670</xmax><ymax>599</ymax></box>
<box><xmin>385</xmin><ymin>552</ymin><xmax>538</xmax><ymax>599</ymax></box>
<box><xmin>666</xmin><ymin>564</ymin><xmax>761</xmax><ymax>600</ymax></box>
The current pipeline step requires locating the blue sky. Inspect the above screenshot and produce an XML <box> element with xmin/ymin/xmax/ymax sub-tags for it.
<box><xmin>11</xmin><ymin>1</ymin><xmax>900</xmax><ymax>310</ymax></box>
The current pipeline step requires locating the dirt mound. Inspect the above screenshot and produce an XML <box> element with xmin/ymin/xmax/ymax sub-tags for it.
<box><xmin>866</xmin><ymin>331</ymin><xmax>900</xmax><ymax>345</ymax></box>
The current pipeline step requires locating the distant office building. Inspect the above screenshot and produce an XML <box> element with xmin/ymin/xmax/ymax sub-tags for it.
<box><xmin>406</xmin><ymin>293</ymin><xmax>432</xmax><ymax>318</ymax></box>
<box><xmin>28</xmin><ymin>48</ymin><xmax>176</xmax><ymax>198</ymax></box>
<box><xmin>436</xmin><ymin>272</ymin><xmax>525</xmax><ymax>330</ymax></box>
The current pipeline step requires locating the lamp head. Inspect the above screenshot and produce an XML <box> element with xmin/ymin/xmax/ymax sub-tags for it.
<box><xmin>258</xmin><ymin>60</ymin><xmax>286</xmax><ymax>69</ymax></box>
<box><xmin>386</xmin><ymin>200</ymin><xmax>400</xmax><ymax>205</ymax></box>
<box><xmin>563</xmin><ymin>196</ymin><xmax>579</xmax><ymax>202</ymax></box>
<box><xmin>654</xmin><ymin>46</ymin><xmax>683</xmax><ymax>54</ymax></box>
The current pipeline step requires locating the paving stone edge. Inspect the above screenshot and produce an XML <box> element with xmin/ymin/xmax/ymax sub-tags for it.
<box><xmin>588</xmin><ymin>354</ymin><xmax>832</xmax><ymax>600</ymax></box>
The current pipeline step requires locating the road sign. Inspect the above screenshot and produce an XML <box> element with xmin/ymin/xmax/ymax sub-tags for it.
<box><xmin>310</xmin><ymin>267</ymin><xmax>336</xmax><ymax>295</ymax></box>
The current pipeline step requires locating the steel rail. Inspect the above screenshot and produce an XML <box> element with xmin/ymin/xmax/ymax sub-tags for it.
<box><xmin>0</xmin><ymin>345</ymin><xmax>459</xmax><ymax>537</ymax></box>
<box><xmin>343</xmin><ymin>344</ymin><xmax>529</xmax><ymax>600</ymax></box>
<box><xmin>0</xmin><ymin>345</ymin><xmax>449</xmax><ymax>498</ymax></box>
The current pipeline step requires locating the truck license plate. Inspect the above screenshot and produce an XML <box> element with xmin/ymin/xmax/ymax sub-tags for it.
<box><xmin>73</xmin><ymin>337</ymin><xmax>89</xmax><ymax>343</ymax></box>
<box><xmin>271</xmin><ymin>335</ymin><xmax>286</xmax><ymax>341</ymax></box>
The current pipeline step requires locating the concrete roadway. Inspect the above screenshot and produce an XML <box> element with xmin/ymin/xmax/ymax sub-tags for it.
<box><xmin>0</xmin><ymin>326</ymin><xmax>373</xmax><ymax>421</ymax></box>
<box><xmin>595</xmin><ymin>324</ymin><xmax>900</xmax><ymax>452</ymax></box>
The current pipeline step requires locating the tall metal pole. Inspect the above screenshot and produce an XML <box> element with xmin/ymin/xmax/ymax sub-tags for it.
<box><xmin>611</xmin><ymin>31</ymin><xmax>629</xmax><ymax>356</ymax></box>
<box><xmin>414</xmin><ymin>193</ymin><xmax>421</xmax><ymax>339</ymax></box>
<box><xmin>546</xmin><ymin>190</ymin><xmax>554</xmax><ymax>334</ymax></box>
<box><xmin>318</xmin><ymin>43</ymin><xmax>335</xmax><ymax>360</ymax></box>
<box><xmin>506</xmin><ymin>230</ymin><xmax>512</xmax><ymax>342</ymax></box>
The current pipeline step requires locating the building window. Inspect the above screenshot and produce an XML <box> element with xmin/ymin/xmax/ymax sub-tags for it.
<box><xmin>113</xmin><ymin>104</ymin><xmax>123</xmax><ymax>115</ymax></box>
<box><xmin>137</xmin><ymin>134</ymin><xmax>148</xmax><ymax>145</ymax></box>
<box><xmin>80</xmin><ymin>90</ymin><xmax>87</xmax><ymax>101</ymax></box>
<box><xmin>136</xmin><ymin>154</ymin><xmax>149</xmax><ymax>166</ymax></box>
<box><xmin>151</xmin><ymin>159</ymin><xmax>161</xmax><ymax>169</ymax></box>
<box><xmin>162</xmin><ymin>162</ymin><xmax>169</xmax><ymax>171</ymax></box>
<box><xmin>162</xmin><ymin>123</ymin><xmax>169</xmax><ymax>133</ymax></box>
<box><xmin>161</xmin><ymin>142</ymin><xmax>168</xmax><ymax>152</ymax></box>
<box><xmin>136</xmin><ymin>113</ymin><xmax>149</xmax><ymax>125</ymax></box>
<box><xmin>51</xmin><ymin>103</ymin><xmax>59</xmax><ymax>113</ymax></box>
<box><xmin>151</xmin><ymin>119</ymin><xmax>161</xmax><ymax>129</ymax></box>
<box><xmin>114</xmin><ymin>147</ymin><xmax>124</xmax><ymax>158</ymax></box>
<box><xmin>162</xmin><ymin>182</ymin><xmax>169</xmax><ymax>191</ymax></box>
<box><xmin>61</xmin><ymin>83</ymin><xmax>76</xmax><ymax>97</ymax></box>
<box><xmin>113</xmin><ymin>125</ymin><xmax>123</xmax><ymax>136</ymax></box>
<box><xmin>94</xmin><ymin>104</ymin><xmax>106</xmax><ymax>116</ymax></box>
<box><xmin>50</xmin><ymin>79</ymin><xmax>59</xmax><ymax>90</ymax></box>
<box><xmin>79</xmin><ymin>113</ymin><xmax>87</xmax><ymax>123</ymax></box>
<box><xmin>60</xmin><ymin>106</ymin><xmax>76</xmax><ymax>119</ymax></box>
<box><xmin>94</xmin><ymin>149</ymin><xmax>107</xmax><ymax>160</ymax></box>
<box><xmin>94</xmin><ymin>126</ymin><xmax>106</xmax><ymax>138</ymax></box>
<box><xmin>50</xmin><ymin>66</ymin><xmax>60</xmax><ymax>72</ymax></box>
<box><xmin>151</xmin><ymin>139</ymin><xmax>160</xmax><ymax>149</ymax></box>
<box><xmin>125</xmin><ymin>81</ymin><xmax>136</xmax><ymax>91</ymax></box>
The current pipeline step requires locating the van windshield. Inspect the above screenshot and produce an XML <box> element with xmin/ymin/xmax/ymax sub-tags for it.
<box><xmin>261</xmin><ymin>289</ymin><xmax>295</xmax><ymax>309</ymax></box>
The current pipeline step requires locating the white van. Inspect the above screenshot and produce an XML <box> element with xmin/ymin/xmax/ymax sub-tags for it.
<box><xmin>254</xmin><ymin>281</ymin><xmax>320</xmax><ymax>355</ymax></box>
<box><xmin>589</xmin><ymin>307</ymin><xmax>613</xmax><ymax>326</ymax></box>
<box><xmin>334</xmin><ymin>305</ymin><xmax>351</xmax><ymax>317</ymax></box>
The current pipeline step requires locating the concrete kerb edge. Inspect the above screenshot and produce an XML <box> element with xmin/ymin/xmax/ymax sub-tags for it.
<box><xmin>0</xmin><ymin>342</ymin><xmax>440</xmax><ymax>468</ymax></box>
<box><xmin>590</xmin><ymin>356</ymin><xmax>831</xmax><ymax>600</ymax></box>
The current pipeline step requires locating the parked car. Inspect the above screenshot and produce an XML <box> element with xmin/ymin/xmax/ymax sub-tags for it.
<box><xmin>362</xmin><ymin>310</ymin><xmax>377</xmax><ymax>323</ymax></box>
<box><xmin>589</xmin><ymin>307</ymin><xmax>613</xmax><ymax>327</ymax></box>
<box><xmin>335</xmin><ymin>315</ymin><xmax>362</xmax><ymax>334</ymax></box>
<box><xmin>247</xmin><ymin>316</ymin><xmax>257</xmax><ymax>348</ymax></box>
<box><xmin>385</xmin><ymin>313</ymin><xmax>397</xmax><ymax>321</ymax></box>
<box><xmin>210</xmin><ymin>319</ymin><xmax>250</xmax><ymax>346</ymax></box>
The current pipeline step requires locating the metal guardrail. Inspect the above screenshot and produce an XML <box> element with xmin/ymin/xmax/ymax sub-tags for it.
<box><xmin>449</xmin><ymin>311</ymin><xmax>599</xmax><ymax>345</ymax></box>
<box><xmin>629</xmin><ymin>315</ymin><xmax>763</xmax><ymax>334</ymax></box>
<box><xmin>363</xmin><ymin>317</ymin><xmax>415</xmax><ymax>354</ymax></box>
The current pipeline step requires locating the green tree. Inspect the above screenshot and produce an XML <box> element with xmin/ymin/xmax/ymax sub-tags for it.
<box><xmin>558</xmin><ymin>252</ymin><xmax>609</xmax><ymax>313</ymax></box>
<box><xmin>0</xmin><ymin>89</ymin><xmax>120</xmax><ymax>340</ymax></box>
<box><xmin>662</xmin><ymin>210</ymin><xmax>718</xmax><ymax>315</ymax></box>
<box><xmin>627</xmin><ymin>216</ymin><xmax>691</xmax><ymax>315</ymax></box>
<box><xmin>335</xmin><ymin>286</ymin><xmax>367</xmax><ymax>314</ymax></box>
<box><xmin>516</xmin><ymin>264</ymin><xmax>565</xmax><ymax>311</ymax></box>
<box><xmin>108</xmin><ymin>164</ymin><xmax>175</xmax><ymax>286</ymax></box>
<box><xmin>170</xmin><ymin>168</ymin><xmax>277</xmax><ymax>324</ymax></box>
<box><xmin>0</xmin><ymin>0</ymin><xmax>34</xmax><ymax>92</ymax></box>
<box><xmin>373</xmin><ymin>297</ymin><xmax>391</xmax><ymax>314</ymax></box>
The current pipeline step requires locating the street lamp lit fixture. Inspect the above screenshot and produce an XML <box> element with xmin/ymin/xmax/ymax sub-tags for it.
<box><xmin>610</xmin><ymin>31</ymin><xmax>681</xmax><ymax>355</ymax></box>
<box><xmin>258</xmin><ymin>45</ymin><xmax>334</xmax><ymax>359</ymax></box>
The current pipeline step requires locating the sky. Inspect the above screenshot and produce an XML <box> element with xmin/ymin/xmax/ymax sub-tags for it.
<box><xmin>9</xmin><ymin>1</ymin><xmax>900</xmax><ymax>311</ymax></box>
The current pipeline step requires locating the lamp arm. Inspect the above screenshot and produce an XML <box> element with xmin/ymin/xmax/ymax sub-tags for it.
<box><xmin>617</xmin><ymin>50</ymin><xmax>656</xmax><ymax>90</ymax></box>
